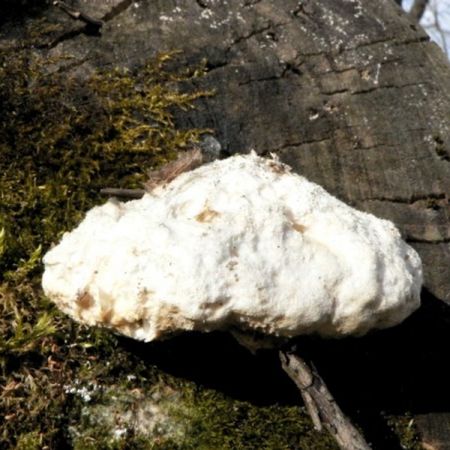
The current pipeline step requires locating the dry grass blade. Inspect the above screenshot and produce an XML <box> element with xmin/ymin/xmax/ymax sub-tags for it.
<box><xmin>144</xmin><ymin>148</ymin><xmax>204</xmax><ymax>191</ymax></box>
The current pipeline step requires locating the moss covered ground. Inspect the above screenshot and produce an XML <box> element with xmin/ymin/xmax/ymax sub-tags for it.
<box><xmin>0</xmin><ymin>14</ymin><xmax>422</xmax><ymax>450</ymax></box>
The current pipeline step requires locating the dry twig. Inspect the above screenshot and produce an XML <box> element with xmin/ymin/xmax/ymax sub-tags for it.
<box><xmin>279</xmin><ymin>349</ymin><xmax>371</xmax><ymax>450</ymax></box>
<box><xmin>144</xmin><ymin>148</ymin><xmax>204</xmax><ymax>191</ymax></box>
<box><xmin>101</xmin><ymin>148</ymin><xmax>204</xmax><ymax>199</ymax></box>
<box><xmin>409</xmin><ymin>0</ymin><xmax>430</xmax><ymax>23</ymax></box>
<box><xmin>99</xmin><ymin>188</ymin><xmax>145</xmax><ymax>199</ymax></box>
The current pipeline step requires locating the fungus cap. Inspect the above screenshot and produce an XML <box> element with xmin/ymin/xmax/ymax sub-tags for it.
<box><xmin>42</xmin><ymin>152</ymin><xmax>422</xmax><ymax>341</ymax></box>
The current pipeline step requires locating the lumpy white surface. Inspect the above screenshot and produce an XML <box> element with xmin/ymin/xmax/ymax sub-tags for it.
<box><xmin>42</xmin><ymin>152</ymin><xmax>422</xmax><ymax>341</ymax></box>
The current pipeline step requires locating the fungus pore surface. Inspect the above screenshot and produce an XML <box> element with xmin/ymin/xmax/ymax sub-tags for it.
<box><xmin>42</xmin><ymin>153</ymin><xmax>422</xmax><ymax>341</ymax></box>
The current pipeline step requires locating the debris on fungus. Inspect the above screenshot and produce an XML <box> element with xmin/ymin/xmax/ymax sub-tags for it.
<box><xmin>42</xmin><ymin>152</ymin><xmax>422</xmax><ymax>341</ymax></box>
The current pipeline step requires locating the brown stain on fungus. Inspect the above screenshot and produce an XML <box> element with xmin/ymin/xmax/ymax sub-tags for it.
<box><xmin>195</xmin><ymin>207</ymin><xmax>220</xmax><ymax>223</ymax></box>
<box><xmin>139</xmin><ymin>288</ymin><xmax>154</xmax><ymax>301</ymax></box>
<box><xmin>201</xmin><ymin>296</ymin><xmax>230</xmax><ymax>312</ymax></box>
<box><xmin>284</xmin><ymin>209</ymin><xmax>306</xmax><ymax>233</ymax></box>
<box><xmin>100</xmin><ymin>308</ymin><xmax>114</xmax><ymax>324</ymax></box>
<box><xmin>76</xmin><ymin>291</ymin><xmax>94</xmax><ymax>310</ymax></box>
<box><xmin>112</xmin><ymin>317</ymin><xmax>145</xmax><ymax>334</ymax></box>
<box><xmin>154</xmin><ymin>304</ymin><xmax>194</xmax><ymax>337</ymax></box>
<box><xmin>292</xmin><ymin>222</ymin><xmax>306</xmax><ymax>233</ymax></box>
<box><xmin>267</xmin><ymin>160</ymin><xmax>289</xmax><ymax>174</ymax></box>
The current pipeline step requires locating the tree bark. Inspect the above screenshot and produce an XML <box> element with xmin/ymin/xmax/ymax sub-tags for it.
<box><xmin>415</xmin><ymin>413</ymin><xmax>450</xmax><ymax>450</ymax></box>
<box><xmin>30</xmin><ymin>0</ymin><xmax>449</xmax><ymax>303</ymax></box>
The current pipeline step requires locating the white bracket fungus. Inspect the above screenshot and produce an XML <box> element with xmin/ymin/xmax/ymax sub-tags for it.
<box><xmin>42</xmin><ymin>152</ymin><xmax>422</xmax><ymax>342</ymax></box>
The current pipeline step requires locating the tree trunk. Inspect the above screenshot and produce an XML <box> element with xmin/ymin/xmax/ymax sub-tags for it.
<box><xmin>2</xmin><ymin>0</ymin><xmax>449</xmax><ymax>446</ymax></box>
<box><xmin>7</xmin><ymin>0</ymin><xmax>448</xmax><ymax>305</ymax></box>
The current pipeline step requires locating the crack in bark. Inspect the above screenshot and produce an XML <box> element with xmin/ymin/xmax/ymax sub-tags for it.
<box><xmin>238</xmin><ymin>61</ymin><xmax>303</xmax><ymax>85</ymax></box>
<box><xmin>205</xmin><ymin>60</ymin><xmax>229</xmax><ymax>73</ymax></box>
<box><xmin>353</xmin><ymin>144</ymin><xmax>389</xmax><ymax>151</ymax></box>
<box><xmin>321</xmin><ymin>88</ymin><xmax>349</xmax><ymax>96</ymax></box>
<box><xmin>226</xmin><ymin>24</ymin><xmax>272</xmax><ymax>53</ymax></box>
<box><xmin>351</xmin><ymin>34</ymin><xmax>429</xmax><ymax>52</ymax></box>
<box><xmin>243</xmin><ymin>0</ymin><xmax>263</xmax><ymax>7</ymax></box>
<box><xmin>276</xmin><ymin>136</ymin><xmax>334</xmax><ymax>150</ymax></box>
<box><xmin>407</xmin><ymin>236</ymin><xmax>450</xmax><ymax>244</ymax></box>
<box><xmin>321</xmin><ymin>81</ymin><xmax>430</xmax><ymax>96</ymax></box>
<box><xmin>238</xmin><ymin>74</ymin><xmax>283</xmax><ymax>86</ymax></box>
<box><xmin>225</xmin><ymin>20</ymin><xmax>291</xmax><ymax>56</ymax></box>
<box><xmin>194</xmin><ymin>0</ymin><xmax>208</xmax><ymax>9</ymax></box>
<box><xmin>299</xmin><ymin>35</ymin><xmax>429</xmax><ymax>58</ymax></box>
<box><xmin>281</xmin><ymin>62</ymin><xmax>303</xmax><ymax>77</ymax></box>
<box><xmin>352</xmin><ymin>81</ymin><xmax>430</xmax><ymax>95</ymax></box>
<box><xmin>292</xmin><ymin>4</ymin><xmax>314</xmax><ymax>20</ymax></box>
<box><xmin>363</xmin><ymin>193</ymin><xmax>448</xmax><ymax>205</ymax></box>
<box><xmin>433</xmin><ymin>136</ymin><xmax>450</xmax><ymax>162</ymax></box>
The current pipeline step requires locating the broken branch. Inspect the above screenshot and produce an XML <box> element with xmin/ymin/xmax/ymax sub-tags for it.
<box><xmin>279</xmin><ymin>349</ymin><xmax>371</xmax><ymax>450</ymax></box>
<box><xmin>409</xmin><ymin>0</ymin><xmax>429</xmax><ymax>23</ymax></box>
<box><xmin>100</xmin><ymin>188</ymin><xmax>145</xmax><ymax>199</ymax></box>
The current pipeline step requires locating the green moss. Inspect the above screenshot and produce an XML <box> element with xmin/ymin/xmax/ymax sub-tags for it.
<box><xmin>175</xmin><ymin>385</ymin><xmax>337</xmax><ymax>450</ymax></box>
<box><xmin>15</xmin><ymin>430</ymin><xmax>43</xmax><ymax>450</ymax></box>
<box><xmin>0</xmin><ymin>46</ymin><xmax>212</xmax><ymax>275</ymax></box>
<box><xmin>385</xmin><ymin>414</ymin><xmax>422</xmax><ymax>450</ymax></box>
<box><xmin>65</xmin><ymin>375</ymin><xmax>336</xmax><ymax>450</ymax></box>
